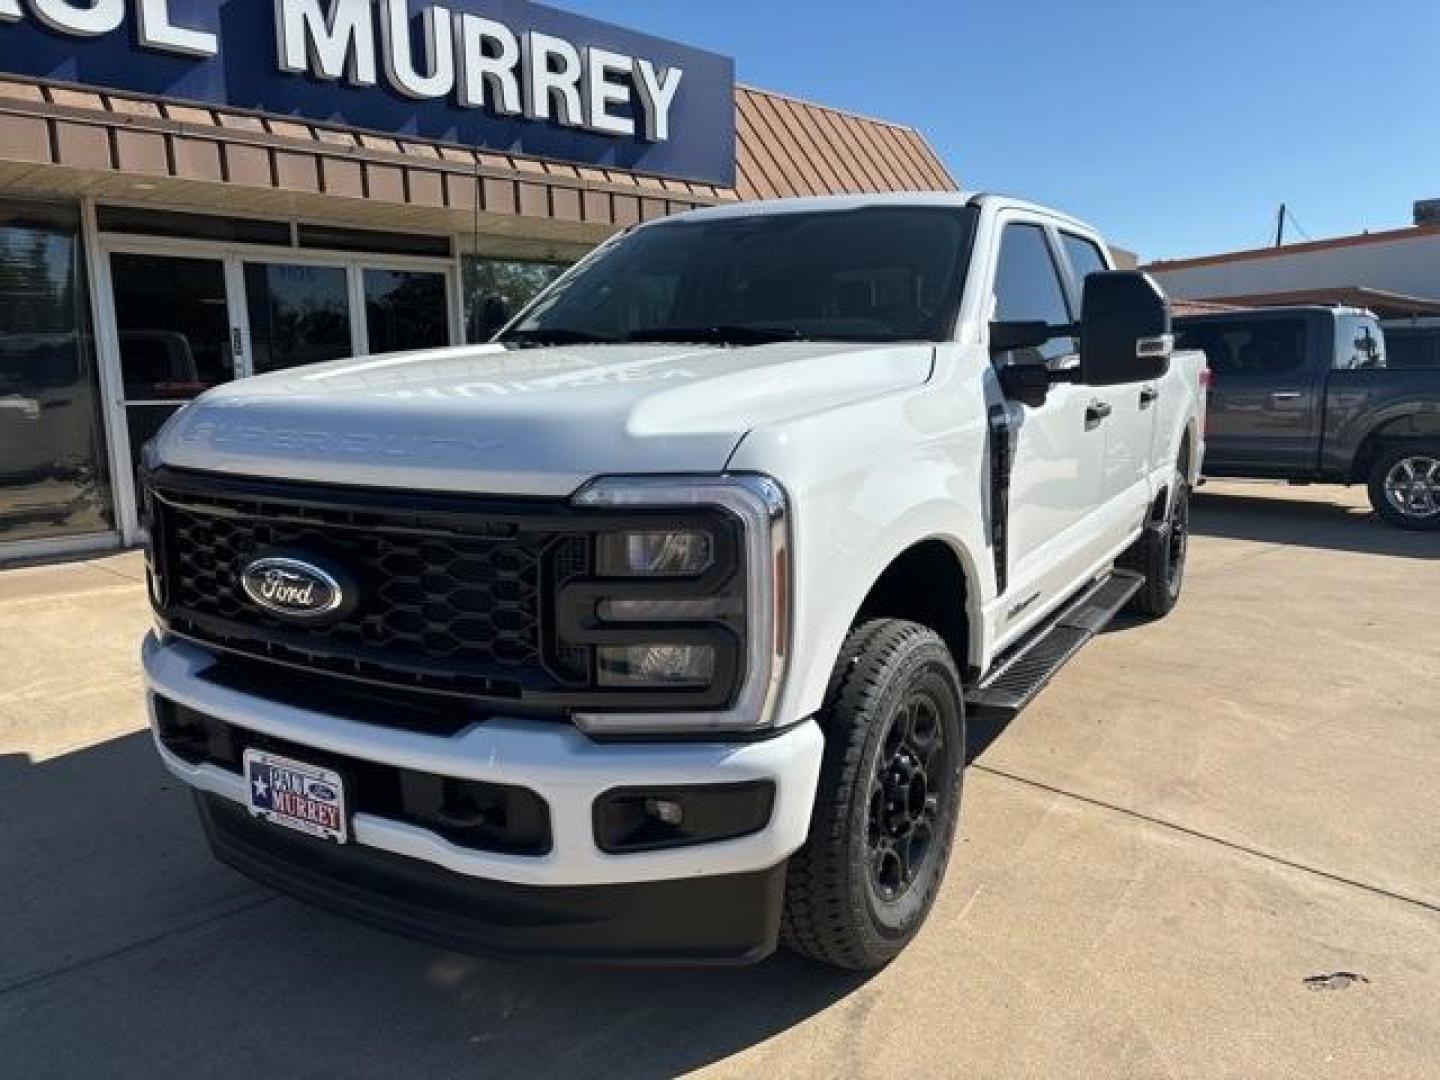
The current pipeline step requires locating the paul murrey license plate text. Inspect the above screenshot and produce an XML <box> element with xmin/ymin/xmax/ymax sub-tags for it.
<box><xmin>244</xmin><ymin>750</ymin><xmax>347</xmax><ymax>843</ymax></box>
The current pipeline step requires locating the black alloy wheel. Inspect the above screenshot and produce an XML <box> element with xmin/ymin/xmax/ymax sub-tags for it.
<box><xmin>867</xmin><ymin>689</ymin><xmax>951</xmax><ymax>905</ymax></box>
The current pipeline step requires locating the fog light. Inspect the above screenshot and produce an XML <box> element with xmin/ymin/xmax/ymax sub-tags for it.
<box><xmin>598</xmin><ymin>644</ymin><xmax>716</xmax><ymax>687</ymax></box>
<box><xmin>594</xmin><ymin>782</ymin><xmax>777</xmax><ymax>853</ymax></box>
<box><xmin>598</xmin><ymin>531</ymin><xmax>713</xmax><ymax>576</ymax></box>
<box><xmin>645</xmin><ymin>797</ymin><xmax>684</xmax><ymax>826</ymax></box>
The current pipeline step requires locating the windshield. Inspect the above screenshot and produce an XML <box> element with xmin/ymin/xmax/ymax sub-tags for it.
<box><xmin>500</xmin><ymin>205</ymin><xmax>977</xmax><ymax>347</ymax></box>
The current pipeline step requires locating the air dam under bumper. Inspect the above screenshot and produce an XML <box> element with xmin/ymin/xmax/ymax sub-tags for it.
<box><xmin>196</xmin><ymin>792</ymin><xmax>787</xmax><ymax>964</ymax></box>
<box><xmin>143</xmin><ymin>633</ymin><xmax>823</xmax><ymax>963</ymax></box>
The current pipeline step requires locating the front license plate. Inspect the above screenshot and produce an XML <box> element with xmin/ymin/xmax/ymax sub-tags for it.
<box><xmin>243</xmin><ymin>749</ymin><xmax>348</xmax><ymax>843</ymax></box>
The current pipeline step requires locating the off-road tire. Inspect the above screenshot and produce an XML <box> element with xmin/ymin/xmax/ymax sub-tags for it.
<box><xmin>1366</xmin><ymin>443</ymin><xmax>1440</xmax><ymax>531</ymax></box>
<box><xmin>781</xmin><ymin>619</ymin><xmax>965</xmax><ymax>971</ymax></box>
<box><xmin>1120</xmin><ymin>472</ymin><xmax>1190</xmax><ymax>619</ymax></box>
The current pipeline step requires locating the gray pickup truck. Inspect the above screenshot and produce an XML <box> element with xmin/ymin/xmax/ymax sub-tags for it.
<box><xmin>1177</xmin><ymin>306</ymin><xmax>1440</xmax><ymax>529</ymax></box>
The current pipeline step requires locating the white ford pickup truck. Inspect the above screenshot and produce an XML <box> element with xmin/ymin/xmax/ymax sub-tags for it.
<box><xmin>141</xmin><ymin>193</ymin><xmax>1205</xmax><ymax>970</ymax></box>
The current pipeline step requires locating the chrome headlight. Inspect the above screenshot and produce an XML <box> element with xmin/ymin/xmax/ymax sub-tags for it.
<box><xmin>568</xmin><ymin>474</ymin><xmax>791</xmax><ymax>736</ymax></box>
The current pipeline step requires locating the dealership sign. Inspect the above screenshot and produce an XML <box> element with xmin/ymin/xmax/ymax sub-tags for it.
<box><xmin>0</xmin><ymin>0</ymin><xmax>736</xmax><ymax>185</ymax></box>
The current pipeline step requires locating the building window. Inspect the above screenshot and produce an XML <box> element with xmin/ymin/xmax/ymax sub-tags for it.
<box><xmin>97</xmin><ymin>206</ymin><xmax>292</xmax><ymax>247</ymax></box>
<box><xmin>0</xmin><ymin>201</ymin><xmax>114</xmax><ymax>545</ymax></box>
<box><xmin>463</xmin><ymin>257</ymin><xmax>568</xmax><ymax>343</ymax></box>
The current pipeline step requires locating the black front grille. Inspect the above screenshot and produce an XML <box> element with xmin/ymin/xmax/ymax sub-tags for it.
<box><xmin>148</xmin><ymin>469</ymin><xmax>590</xmax><ymax>702</ymax></box>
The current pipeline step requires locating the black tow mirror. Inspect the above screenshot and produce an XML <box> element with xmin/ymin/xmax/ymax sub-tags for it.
<box><xmin>1080</xmin><ymin>272</ymin><xmax>1173</xmax><ymax>386</ymax></box>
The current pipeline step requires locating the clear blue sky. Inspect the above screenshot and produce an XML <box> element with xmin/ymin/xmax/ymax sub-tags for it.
<box><xmin>556</xmin><ymin>0</ymin><xmax>1440</xmax><ymax>261</ymax></box>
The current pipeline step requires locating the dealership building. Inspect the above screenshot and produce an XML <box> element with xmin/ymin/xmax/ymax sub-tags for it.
<box><xmin>0</xmin><ymin>1</ymin><xmax>955</xmax><ymax>563</ymax></box>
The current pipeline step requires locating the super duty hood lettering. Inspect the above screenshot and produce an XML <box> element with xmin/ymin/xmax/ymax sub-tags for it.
<box><xmin>176</xmin><ymin>423</ymin><xmax>504</xmax><ymax>461</ymax></box>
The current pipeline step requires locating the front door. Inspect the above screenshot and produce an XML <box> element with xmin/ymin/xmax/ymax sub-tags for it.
<box><xmin>989</xmin><ymin>220</ymin><xmax>1108</xmax><ymax>613</ymax></box>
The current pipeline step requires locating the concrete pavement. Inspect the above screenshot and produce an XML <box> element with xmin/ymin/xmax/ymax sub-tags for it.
<box><xmin>1</xmin><ymin>480</ymin><xmax>1437</xmax><ymax>1079</ymax></box>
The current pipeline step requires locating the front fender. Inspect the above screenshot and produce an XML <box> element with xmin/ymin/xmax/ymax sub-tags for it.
<box><xmin>728</xmin><ymin>355</ymin><xmax>994</xmax><ymax>726</ymax></box>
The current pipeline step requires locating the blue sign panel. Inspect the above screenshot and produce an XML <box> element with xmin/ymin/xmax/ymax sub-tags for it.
<box><xmin>0</xmin><ymin>0</ymin><xmax>736</xmax><ymax>186</ymax></box>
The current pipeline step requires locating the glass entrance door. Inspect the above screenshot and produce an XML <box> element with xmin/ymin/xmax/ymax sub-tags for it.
<box><xmin>110</xmin><ymin>253</ymin><xmax>238</xmax><ymax>477</ymax></box>
<box><xmin>100</xmin><ymin>242</ymin><xmax>453</xmax><ymax>540</ymax></box>
<box><xmin>362</xmin><ymin>268</ymin><xmax>449</xmax><ymax>354</ymax></box>
<box><xmin>243</xmin><ymin>261</ymin><xmax>353</xmax><ymax>375</ymax></box>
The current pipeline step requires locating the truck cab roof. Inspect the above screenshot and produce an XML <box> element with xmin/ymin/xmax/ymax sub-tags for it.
<box><xmin>1175</xmin><ymin>305</ymin><xmax>1378</xmax><ymax>323</ymax></box>
<box><xmin>653</xmin><ymin>191</ymin><xmax>1099</xmax><ymax>235</ymax></box>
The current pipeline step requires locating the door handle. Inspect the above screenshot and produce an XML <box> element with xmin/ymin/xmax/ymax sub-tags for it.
<box><xmin>1269</xmin><ymin>390</ymin><xmax>1302</xmax><ymax>402</ymax></box>
<box><xmin>1139</xmin><ymin>385</ymin><xmax>1160</xmax><ymax>408</ymax></box>
<box><xmin>1086</xmin><ymin>400</ymin><xmax>1112</xmax><ymax>426</ymax></box>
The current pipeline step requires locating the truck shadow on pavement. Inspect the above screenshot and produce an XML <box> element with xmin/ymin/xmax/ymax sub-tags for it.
<box><xmin>1189</xmin><ymin>488</ymin><xmax>1437</xmax><ymax>560</ymax></box>
<box><xmin>0</xmin><ymin>735</ymin><xmax>869</xmax><ymax>1079</ymax></box>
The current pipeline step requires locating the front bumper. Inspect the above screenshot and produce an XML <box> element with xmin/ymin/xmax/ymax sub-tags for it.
<box><xmin>143</xmin><ymin>633</ymin><xmax>823</xmax><ymax>958</ymax></box>
<box><xmin>196</xmin><ymin>792</ymin><xmax>787</xmax><ymax>964</ymax></box>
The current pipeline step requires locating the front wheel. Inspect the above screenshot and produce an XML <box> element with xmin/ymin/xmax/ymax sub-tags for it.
<box><xmin>1367</xmin><ymin>444</ymin><xmax>1440</xmax><ymax>531</ymax></box>
<box><xmin>781</xmin><ymin>620</ymin><xmax>965</xmax><ymax>971</ymax></box>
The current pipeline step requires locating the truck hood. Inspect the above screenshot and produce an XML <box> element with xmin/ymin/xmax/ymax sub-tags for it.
<box><xmin>153</xmin><ymin>341</ymin><xmax>934</xmax><ymax>496</ymax></box>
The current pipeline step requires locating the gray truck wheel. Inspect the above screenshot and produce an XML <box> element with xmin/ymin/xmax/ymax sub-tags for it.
<box><xmin>781</xmin><ymin>619</ymin><xmax>965</xmax><ymax>971</ymax></box>
<box><xmin>1368</xmin><ymin>444</ymin><xmax>1440</xmax><ymax>531</ymax></box>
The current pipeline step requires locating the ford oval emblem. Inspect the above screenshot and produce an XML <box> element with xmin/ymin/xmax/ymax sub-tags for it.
<box><xmin>306</xmin><ymin>781</ymin><xmax>339</xmax><ymax>802</ymax></box>
<box><xmin>240</xmin><ymin>554</ymin><xmax>348</xmax><ymax>622</ymax></box>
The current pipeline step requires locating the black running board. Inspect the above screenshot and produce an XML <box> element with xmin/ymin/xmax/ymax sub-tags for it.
<box><xmin>967</xmin><ymin>569</ymin><xmax>1143</xmax><ymax>722</ymax></box>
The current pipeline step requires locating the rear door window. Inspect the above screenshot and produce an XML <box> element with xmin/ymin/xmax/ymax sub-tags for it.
<box><xmin>1384</xmin><ymin>330</ymin><xmax>1440</xmax><ymax>369</ymax></box>
<box><xmin>1058</xmin><ymin>233</ymin><xmax>1110</xmax><ymax>306</ymax></box>
<box><xmin>1334</xmin><ymin>314</ymin><xmax>1386</xmax><ymax>370</ymax></box>
<box><xmin>1180</xmin><ymin>318</ymin><xmax>1307</xmax><ymax>376</ymax></box>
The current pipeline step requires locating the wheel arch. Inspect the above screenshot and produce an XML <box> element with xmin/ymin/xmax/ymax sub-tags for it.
<box><xmin>1350</xmin><ymin>412</ymin><xmax>1440</xmax><ymax>483</ymax></box>
<box><xmin>1147</xmin><ymin>422</ymin><xmax>1198</xmax><ymax>525</ymax></box>
<box><xmin>849</xmin><ymin>536</ymin><xmax>978</xmax><ymax>684</ymax></box>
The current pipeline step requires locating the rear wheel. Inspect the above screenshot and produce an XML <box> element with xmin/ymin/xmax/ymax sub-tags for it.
<box><xmin>1121</xmin><ymin>469</ymin><xmax>1190</xmax><ymax>619</ymax></box>
<box><xmin>781</xmin><ymin>620</ymin><xmax>965</xmax><ymax>971</ymax></box>
<box><xmin>1367</xmin><ymin>444</ymin><xmax>1440</xmax><ymax>531</ymax></box>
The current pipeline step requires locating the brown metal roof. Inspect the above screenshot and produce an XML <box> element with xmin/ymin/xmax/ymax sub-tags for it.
<box><xmin>734</xmin><ymin>86</ymin><xmax>956</xmax><ymax>199</ymax></box>
<box><xmin>0</xmin><ymin>76</ymin><xmax>956</xmax><ymax>239</ymax></box>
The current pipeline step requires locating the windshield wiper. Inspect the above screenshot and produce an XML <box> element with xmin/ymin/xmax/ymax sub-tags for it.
<box><xmin>629</xmin><ymin>325</ymin><xmax>810</xmax><ymax>346</ymax></box>
<box><xmin>501</xmin><ymin>328</ymin><xmax>618</xmax><ymax>347</ymax></box>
